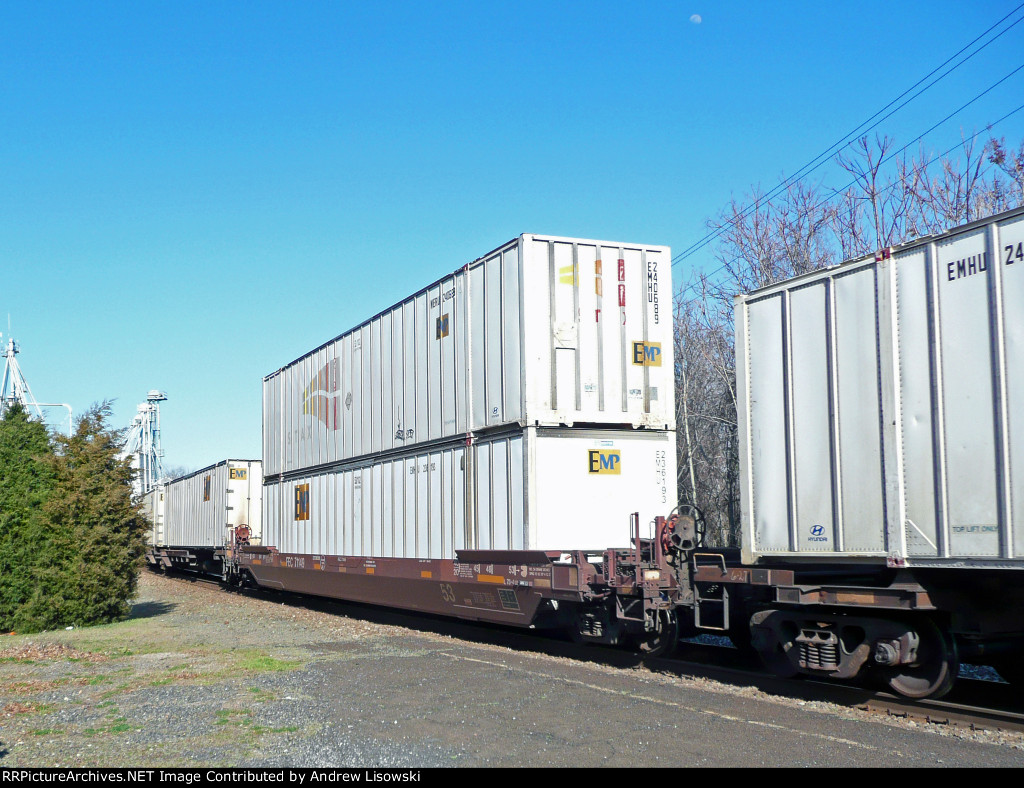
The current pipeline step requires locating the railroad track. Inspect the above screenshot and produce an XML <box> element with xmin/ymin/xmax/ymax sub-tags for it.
<box><xmin>652</xmin><ymin>645</ymin><xmax>1024</xmax><ymax>735</ymax></box>
<box><xmin>860</xmin><ymin>690</ymin><xmax>1024</xmax><ymax>735</ymax></box>
<box><xmin>150</xmin><ymin>568</ymin><xmax>1024</xmax><ymax>735</ymax></box>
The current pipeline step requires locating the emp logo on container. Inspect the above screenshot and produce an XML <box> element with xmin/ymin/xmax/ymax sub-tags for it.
<box><xmin>436</xmin><ymin>313</ymin><xmax>450</xmax><ymax>339</ymax></box>
<box><xmin>809</xmin><ymin>524</ymin><xmax>827</xmax><ymax>542</ymax></box>
<box><xmin>295</xmin><ymin>483</ymin><xmax>310</xmax><ymax>521</ymax></box>
<box><xmin>229</xmin><ymin>468</ymin><xmax>247</xmax><ymax>480</ymax></box>
<box><xmin>588</xmin><ymin>450</ymin><xmax>621</xmax><ymax>475</ymax></box>
<box><xmin>631</xmin><ymin>341</ymin><xmax>662</xmax><ymax>367</ymax></box>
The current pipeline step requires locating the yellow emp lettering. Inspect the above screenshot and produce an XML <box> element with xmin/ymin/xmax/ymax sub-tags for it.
<box><xmin>587</xmin><ymin>450</ymin><xmax>621</xmax><ymax>475</ymax></box>
<box><xmin>295</xmin><ymin>484</ymin><xmax>310</xmax><ymax>521</ymax></box>
<box><xmin>632</xmin><ymin>341</ymin><xmax>662</xmax><ymax>366</ymax></box>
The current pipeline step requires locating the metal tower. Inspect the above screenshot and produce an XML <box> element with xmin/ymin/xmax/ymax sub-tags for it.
<box><xmin>0</xmin><ymin>334</ymin><xmax>73</xmax><ymax>433</ymax></box>
<box><xmin>1</xmin><ymin>334</ymin><xmax>43</xmax><ymax>420</ymax></box>
<box><xmin>120</xmin><ymin>390</ymin><xmax>168</xmax><ymax>497</ymax></box>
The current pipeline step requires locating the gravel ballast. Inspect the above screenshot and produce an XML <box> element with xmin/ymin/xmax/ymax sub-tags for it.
<box><xmin>1</xmin><ymin>571</ymin><xmax>1022</xmax><ymax>768</ymax></box>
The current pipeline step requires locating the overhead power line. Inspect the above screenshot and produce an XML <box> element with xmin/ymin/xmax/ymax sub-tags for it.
<box><xmin>677</xmin><ymin>99</ymin><xmax>1024</xmax><ymax>297</ymax></box>
<box><xmin>671</xmin><ymin>2</ymin><xmax>1024</xmax><ymax>269</ymax></box>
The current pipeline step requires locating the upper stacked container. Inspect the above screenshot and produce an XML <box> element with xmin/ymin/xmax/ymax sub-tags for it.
<box><xmin>262</xmin><ymin>234</ymin><xmax>675</xmax><ymax>554</ymax></box>
<box><xmin>264</xmin><ymin>234</ymin><xmax>674</xmax><ymax>476</ymax></box>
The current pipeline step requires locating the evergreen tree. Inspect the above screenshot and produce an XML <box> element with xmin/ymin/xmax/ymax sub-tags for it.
<box><xmin>0</xmin><ymin>404</ymin><xmax>55</xmax><ymax>630</ymax></box>
<box><xmin>6</xmin><ymin>403</ymin><xmax>146</xmax><ymax>632</ymax></box>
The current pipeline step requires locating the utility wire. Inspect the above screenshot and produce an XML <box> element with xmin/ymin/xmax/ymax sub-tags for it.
<box><xmin>677</xmin><ymin>98</ymin><xmax>1024</xmax><ymax>297</ymax></box>
<box><xmin>672</xmin><ymin>4</ymin><xmax>1024</xmax><ymax>266</ymax></box>
<box><xmin>671</xmin><ymin>3</ymin><xmax>1024</xmax><ymax>268</ymax></box>
<box><xmin>684</xmin><ymin>58</ymin><xmax>1024</xmax><ymax>268</ymax></box>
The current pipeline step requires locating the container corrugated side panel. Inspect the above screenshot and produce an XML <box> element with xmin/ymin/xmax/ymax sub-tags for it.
<box><xmin>833</xmin><ymin>266</ymin><xmax>886</xmax><ymax>553</ymax></box>
<box><xmin>484</xmin><ymin>249</ymin><xmax>505</xmax><ymax>427</ymax></box>
<box><xmin>934</xmin><ymin>227</ymin><xmax>999</xmax><ymax>557</ymax></box>
<box><xmin>162</xmin><ymin>474</ymin><xmax>187</xmax><ymax>547</ymax></box>
<box><xmin>277</xmin><ymin>275</ymin><xmax>470</xmax><ymax>473</ymax></box>
<box><xmin>894</xmin><ymin>244</ymin><xmax>942</xmax><ymax>556</ymax></box>
<box><xmin>277</xmin><ymin>242</ymin><xmax>500</xmax><ymax>465</ymax></box>
<box><xmin>262</xmin><ymin>373</ymin><xmax>278</xmax><ymax>477</ymax></box>
<box><xmin>265</xmin><ymin>436</ymin><xmax>500</xmax><ymax>558</ymax></box>
<box><xmin>162</xmin><ymin>461</ymin><xmax>262</xmax><ymax>549</ymax></box>
<box><xmin>741</xmin><ymin>206</ymin><xmax>1024</xmax><ymax>566</ymax></box>
<box><xmin>265</xmin><ymin>376</ymin><xmax>272</xmax><ymax>476</ymax></box>
<box><xmin>742</xmin><ymin>292</ymin><xmax>792</xmax><ymax>557</ymax></box>
<box><xmin>740</xmin><ymin>261</ymin><xmax>895</xmax><ymax>562</ymax></box>
<box><xmin>464</xmin><ymin>243</ymin><xmax>523</xmax><ymax>431</ymax></box>
<box><xmin>1001</xmin><ymin>213</ymin><xmax>1024</xmax><ymax>558</ymax></box>
<box><xmin>278</xmin><ymin>371</ymin><xmax>285</xmax><ymax>476</ymax></box>
<box><xmin>210</xmin><ymin>463</ymin><xmax>229</xmax><ymax>547</ymax></box>
<box><xmin>164</xmin><ymin>463</ymin><xmax>224</xmax><ymax>548</ymax></box>
<box><xmin>248</xmin><ymin>461</ymin><xmax>264</xmax><ymax>543</ymax></box>
<box><xmin>274</xmin><ymin>480</ymin><xmax>283</xmax><ymax>549</ymax></box>
<box><xmin>268</xmin><ymin>441</ymin><xmax>472</xmax><ymax>559</ymax></box>
<box><xmin>788</xmin><ymin>282</ymin><xmax>835</xmax><ymax>553</ymax></box>
<box><xmin>892</xmin><ymin>221</ymin><xmax>1016</xmax><ymax>564</ymax></box>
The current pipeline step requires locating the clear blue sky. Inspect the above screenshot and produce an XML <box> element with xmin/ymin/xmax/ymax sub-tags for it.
<box><xmin>3</xmin><ymin>1</ymin><xmax>1023</xmax><ymax>471</ymax></box>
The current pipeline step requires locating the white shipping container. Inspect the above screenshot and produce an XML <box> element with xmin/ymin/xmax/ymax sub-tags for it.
<box><xmin>160</xmin><ymin>460</ymin><xmax>264</xmax><ymax>548</ymax></box>
<box><xmin>263</xmin><ymin>235</ymin><xmax>673</xmax><ymax>476</ymax></box>
<box><xmin>263</xmin><ymin>427</ymin><xmax>676</xmax><ymax>556</ymax></box>
<box><xmin>737</xmin><ymin>206</ymin><xmax>1024</xmax><ymax>568</ymax></box>
<box><xmin>142</xmin><ymin>485</ymin><xmax>164</xmax><ymax>547</ymax></box>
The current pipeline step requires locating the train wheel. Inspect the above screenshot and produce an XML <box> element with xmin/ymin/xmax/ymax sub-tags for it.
<box><xmin>884</xmin><ymin>618</ymin><xmax>959</xmax><ymax>699</ymax></box>
<box><xmin>636</xmin><ymin>610</ymin><xmax>679</xmax><ymax>658</ymax></box>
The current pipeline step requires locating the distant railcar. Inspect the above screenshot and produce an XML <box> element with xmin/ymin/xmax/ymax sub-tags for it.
<box><xmin>145</xmin><ymin>459</ymin><xmax>262</xmax><ymax>575</ymax></box>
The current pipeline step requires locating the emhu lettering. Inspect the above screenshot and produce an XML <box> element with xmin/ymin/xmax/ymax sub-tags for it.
<box><xmin>946</xmin><ymin>251</ymin><xmax>987</xmax><ymax>282</ymax></box>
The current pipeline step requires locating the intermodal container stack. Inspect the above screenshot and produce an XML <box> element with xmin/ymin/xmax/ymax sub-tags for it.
<box><xmin>263</xmin><ymin>234</ymin><xmax>676</xmax><ymax>555</ymax></box>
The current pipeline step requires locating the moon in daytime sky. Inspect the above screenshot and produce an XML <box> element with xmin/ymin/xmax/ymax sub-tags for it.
<box><xmin>690</xmin><ymin>14</ymin><xmax>702</xmax><ymax>24</ymax></box>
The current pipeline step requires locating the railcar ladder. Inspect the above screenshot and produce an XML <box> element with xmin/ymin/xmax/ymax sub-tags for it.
<box><xmin>692</xmin><ymin>552</ymin><xmax>730</xmax><ymax>631</ymax></box>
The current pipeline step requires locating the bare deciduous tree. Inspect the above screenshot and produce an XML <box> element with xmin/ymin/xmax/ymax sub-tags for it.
<box><xmin>989</xmin><ymin>135</ymin><xmax>1024</xmax><ymax>205</ymax></box>
<box><xmin>835</xmin><ymin>135</ymin><xmax>914</xmax><ymax>252</ymax></box>
<box><xmin>674</xmin><ymin>281</ymin><xmax>738</xmax><ymax>545</ymax></box>
<box><xmin>910</xmin><ymin>134</ymin><xmax>997</xmax><ymax>233</ymax></box>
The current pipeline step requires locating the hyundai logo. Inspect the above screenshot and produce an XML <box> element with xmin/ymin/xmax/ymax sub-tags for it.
<box><xmin>810</xmin><ymin>525</ymin><xmax>825</xmax><ymax>536</ymax></box>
